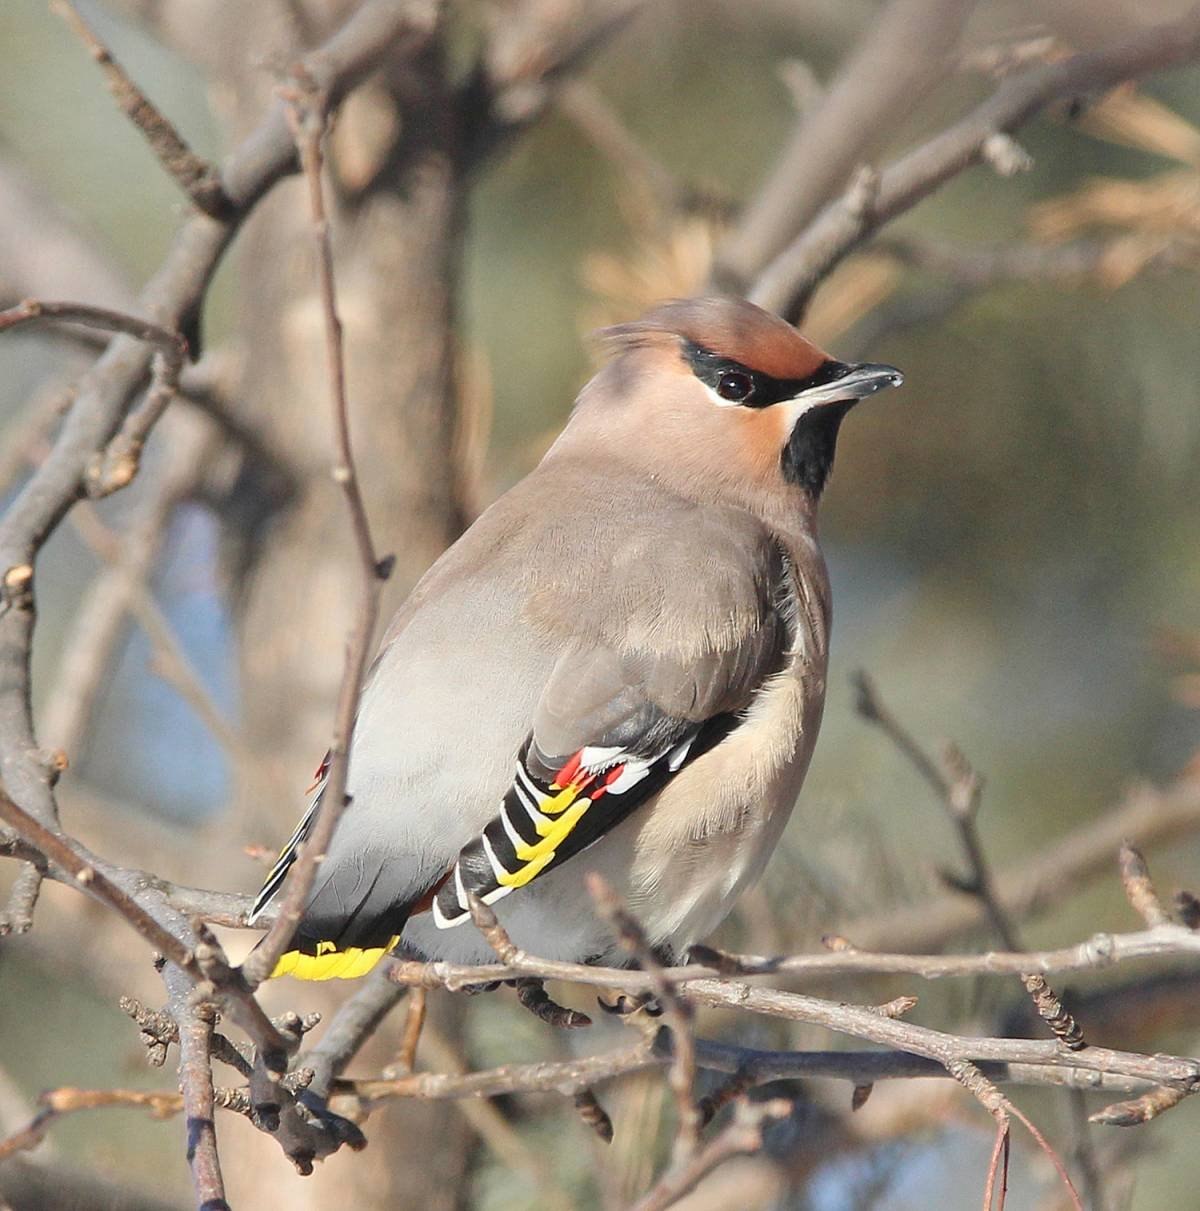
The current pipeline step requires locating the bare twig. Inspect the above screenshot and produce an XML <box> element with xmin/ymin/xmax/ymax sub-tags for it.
<box><xmin>0</xmin><ymin>298</ymin><xmax>186</xmax><ymax>365</ymax></box>
<box><xmin>749</xmin><ymin>4</ymin><xmax>1200</xmax><ymax>315</ymax></box>
<box><xmin>588</xmin><ymin>874</ymin><xmax>701</xmax><ymax>1161</ymax></box>
<box><xmin>573</xmin><ymin>1088</ymin><xmax>614</xmax><ymax>1143</ymax></box>
<box><xmin>1118</xmin><ymin>842</ymin><xmax>1170</xmax><ymax>927</ymax></box>
<box><xmin>390</xmin><ymin>918</ymin><xmax>1200</xmax><ymax>991</ymax></box>
<box><xmin>1090</xmin><ymin>1083</ymin><xmax>1189</xmax><ymax>1126</ymax></box>
<box><xmin>839</xmin><ymin>775</ymin><xmax>1200</xmax><ymax>953</ymax></box>
<box><xmin>51</xmin><ymin>0</ymin><xmax>230</xmax><ymax>218</ymax></box>
<box><xmin>0</xmin><ymin>785</ymin><xmax>193</xmax><ymax>969</ymax></box>
<box><xmin>0</xmin><ymin>1085</ymin><xmax>183</xmax><ymax>1163</ymax></box>
<box><xmin>0</xmin><ymin>861</ymin><xmax>42</xmax><ymax>935</ymax></box>
<box><xmin>0</xmin><ymin>787</ymin><xmax>291</xmax><ymax>1074</ymax></box>
<box><xmin>385</xmin><ymin>986</ymin><xmax>428</xmax><ymax>1077</ymax></box>
<box><xmin>0</xmin><ymin>298</ymin><xmax>187</xmax><ymax>496</ymax></box>
<box><xmin>242</xmin><ymin>69</ymin><xmax>389</xmax><ymax>989</ymax></box>
<box><xmin>853</xmin><ymin>671</ymin><xmax>1019</xmax><ymax>948</ymax></box>
<box><xmin>1021</xmin><ymin>974</ymin><xmax>1086</xmax><ymax>1051</ymax></box>
<box><xmin>627</xmin><ymin>1097</ymin><xmax>792</xmax><ymax>1211</ymax></box>
<box><xmin>165</xmin><ymin>967</ymin><xmax>230</xmax><ymax>1211</ymax></box>
<box><xmin>337</xmin><ymin>1032</ymin><xmax>1175</xmax><ymax>1109</ymax></box>
<box><xmin>715</xmin><ymin>0</ymin><xmax>976</xmax><ymax>288</ymax></box>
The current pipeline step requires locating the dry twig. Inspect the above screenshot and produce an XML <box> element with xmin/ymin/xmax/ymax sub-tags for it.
<box><xmin>51</xmin><ymin>0</ymin><xmax>230</xmax><ymax>218</ymax></box>
<box><xmin>241</xmin><ymin>67</ymin><xmax>390</xmax><ymax>990</ymax></box>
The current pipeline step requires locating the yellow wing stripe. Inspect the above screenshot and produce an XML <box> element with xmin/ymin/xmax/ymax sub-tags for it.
<box><xmin>540</xmin><ymin>783</ymin><xmax>584</xmax><ymax>816</ymax></box>
<box><xmin>500</xmin><ymin>795</ymin><xmax>594</xmax><ymax>886</ymax></box>
<box><xmin>270</xmin><ymin>934</ymin><xmax>400</xmax><ymax>981</ymax></box>
<box><xmin>496</xmin><ymin>849</ymin><xmax>555</xmax><ymax>888</ymax></box>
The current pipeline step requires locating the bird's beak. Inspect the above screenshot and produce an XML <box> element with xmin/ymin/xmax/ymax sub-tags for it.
<box><xmin>794</xmin><ymin>361</ymin><xmax>904</xmax><ymax>409</ymax></box>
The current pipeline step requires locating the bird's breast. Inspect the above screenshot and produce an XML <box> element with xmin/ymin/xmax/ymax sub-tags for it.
<box><xmin>623</xmin><ymin>551</ymin><xmax>830</xmax><ymax>948</ymax></box>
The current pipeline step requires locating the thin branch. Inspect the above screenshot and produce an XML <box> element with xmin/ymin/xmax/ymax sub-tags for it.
<box><xmin>854</xmin><ymin>671</ymin><xmax>1019</xmax><ymax>949</ymax></box>
<box><xmin>838</xmin><ymin>774</ymin><xmax>1200</xmax><ymax>953</ymax></box>
<box><xmin>0</xmin><ymin>298</ymin><xmax>187</xmax><ymax>496</ymax></box>
<box><xmin>1090</xmin><ymin>1083</ymin><xmax>1189</xmax><ymax>1127</ymax></box>
<box><xmin>0</xmin><ymin>298</ymin><xmax>186</xmax><ymax>364</ymax></box>
<box><xmin>50</xmin><ymin>0</ymin><xmax>231</xmax><ymax>218</ymax></box>
<box><xmin>0</xmin><ymin>788</ymin><xmax>291</xmax><ymax>1072</ymax></box>
<box><xmin>337</xmin><ymin>1034</ymin><xmax>1177</xmax><ymax>1108</ymax></box>
<box><xmin>715</xmin><ymin>0</ymin><xmax>976</xmax><ymax>288</ymax></box>
<box><xmin>1118</xmin><ymin>842</ymin><xmax>1170</xmax><ymax>928</ymax></box>
<box><xmin>165</xmin><ymin>967</ymin><xmax>230</xmax><ymax>1211</ymax></box>
<box><xmin>588</xmin><ymin>874</ymin><xmax>702</xmax><ymax>1161</ymax></box>
<box><xmin>0</xmin><ymin>785</ymin><xmax>194</xmax><ymax>969</ymax></box>
<box><xmin>241</xmin><ymin>70</ymin><xmax>388</xmax><ymax>989</ymax></box>
<box><xmin>390</xmin><ymin>919</ymin><xmax>1200</xmax><ymax>993</ymax></box>
<box><xmin>749</xmin><ymin>3</ymin><xmax>1200</xmax><ymax>315</ymax></box>
<box><xmin>384</xmin><ymin>986</ymin><xmax>428</xmax><ymax>1077</ymax></box>
<box><xmin>680</xmin><ymin>977</ymin><xmax>1199</xmax><ymax>1091</ymax></box>
<box><xmin>0</xmin><ymin>861</ymin><xmax>42</xmax><ymax>935</ymax></box>
<box><xmin>627</xmin><ymin>1098</ymin><xmax>792</xmax><ymax>1211</ymax></box>
<box><xmin>0</xmin><ymin>1085</ymin><xmax>183</xmax><ymax>1163</ymax></box>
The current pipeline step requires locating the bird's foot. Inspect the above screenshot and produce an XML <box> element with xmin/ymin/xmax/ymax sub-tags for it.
<box><xmin>514</xmin><ymin>977</ymin><xmax>592</xmax><ymax>1028</ymax></box>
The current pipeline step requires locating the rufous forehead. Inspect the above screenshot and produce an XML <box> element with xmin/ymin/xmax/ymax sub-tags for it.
<box><xmin>617</xmin><ymin>297</ymin><xmax>831</xmax><ymax>380</ymax></box>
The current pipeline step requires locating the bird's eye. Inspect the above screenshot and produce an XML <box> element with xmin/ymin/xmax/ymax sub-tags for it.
<box><xmin>716</xmin><ymin>370</ymin><xmax>753</xmax><ymax>402</ymax></box>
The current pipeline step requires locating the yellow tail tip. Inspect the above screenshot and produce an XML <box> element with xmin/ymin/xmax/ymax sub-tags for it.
<box><xmin>270</xmin><ymin>937</ymin><xmax>399</xmax><ymax>981</ymax></box>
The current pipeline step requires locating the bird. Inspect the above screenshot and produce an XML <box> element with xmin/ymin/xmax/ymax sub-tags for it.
<box><xmin>248</xmin><ymin>296</ymin><xmax>902</xmax><ymax>980</ymax></box>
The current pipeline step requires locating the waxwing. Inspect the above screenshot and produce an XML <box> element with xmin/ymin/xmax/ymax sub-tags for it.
<box><xmin>249</xmin><ymin>297</ymin><xmax>902</xmax><ymax>979</ymax></box>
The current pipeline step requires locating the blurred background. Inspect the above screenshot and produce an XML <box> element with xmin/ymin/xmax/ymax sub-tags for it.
<box><xmin>1</xmin><ymin>0</ymin><xmax>1199</xmax><ymax>1208</ymax></box>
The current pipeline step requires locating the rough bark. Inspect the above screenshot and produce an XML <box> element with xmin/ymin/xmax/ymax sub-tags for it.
<box><xmin>207</xmin><ymin>7</ymin><xmax>470</xmax><ymax>1207</ymax></box>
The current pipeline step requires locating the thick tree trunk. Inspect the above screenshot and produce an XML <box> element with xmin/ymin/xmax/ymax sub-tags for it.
<box><xmin>209</xmin><ymin>8</ymin><xmax>472</xmax><ymax>1207</ymax></box>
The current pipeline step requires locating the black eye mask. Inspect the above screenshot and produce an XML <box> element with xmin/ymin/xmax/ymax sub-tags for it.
<box><xmin>682</xmin><ymin>340</ymin><xmax>852</xmax><ymax>408</ymax></box>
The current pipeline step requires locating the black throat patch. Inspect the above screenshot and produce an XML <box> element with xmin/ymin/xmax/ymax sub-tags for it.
<box><xmin>781</xmin><ymin>402</ymin><xmax>852</xmax><ymax>496</ymax></box>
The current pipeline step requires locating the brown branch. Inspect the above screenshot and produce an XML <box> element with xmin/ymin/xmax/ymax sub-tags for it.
<box><xmin>0</xmin><ymin>860</ymin><xmax>42</xmax><ymax>935</ymax></box>
<box><xmin>0</xmin><ymin>1085</ymin><xmax>183</xmax><ymax>1163</ymax></box>
<box><xmin>392</xmin><ymin>917</ymin><xmax>1200</xmax><ymax>993</ymax></box>
<box><xmin>165</xmin><ymin>967</ymin><xmax>230</xmax><ymax>1211</ymax></box>
<box><xmin>853</xmin><ymin>671</ymin><xmax>1020</xmax><ymax>950</ymax></box>
<box><xmin>588</xmin><ymin>874</ymin><xmax>702</xmax><ymax>1161</ymax></box>
<box><xmin>749</xmin><ymin>3</ymin><xmax>1200</xmax><ymax>316</ymax></box>
<box><xmin>0</xmin><ymin>298</ymin><xmax>188</xmax><ymax>496</ymax></box>
<box><xmin>627</xmin><ymin>1098</ymin><xmax>792</xmax><ymax>1211</ymax></box>
<box><xmin>838</xmin><ymin>774</ymin><xmax>1200</xmax><ymax>953</ymax></box>
<box><xmin>0</xmin><ymin>785</ymin><xmax>194</xmax><ymax>969</ymax></box>
<box><xmin>715</xmin><ymin>0</ymin><xmax>976</xmax><ymax>289</ymax></box>
<box><xmin>1090</xmin><ymin>1083</ymin><xmax>1189</xmax><ymax>1127</ymax></box>
<box><xmin>680</xmin><ymin>977</ymin><xmax>1199</xmax><ymax>1092</ymax></box>
<box><xmin>384</xmin><ymin>986</ymin><xmax>428</xmax><ymax>1077</ymax></box>
<box><xmin>337</xmin><ymin>1033</ymin><xmax>1174</xmax><ymax>1109</ymax></box>
<box><xmin>1118</xmin><ymin>842</ymin><xmax>1170</xmax><ymax>928</ymax></box>
<box><xmin>240</xmin><ymin>72</ymin><xmax>388</xmax><ymax>989</ymax></box>
<box><xmin>0</xmin><ymin>298</ymin><xmax>186</xmax><ymax>364</ymax></box>
<box><xmin>51</xmin><ymin>0</ymin><xmax>231</xmax><ymax>218</ymax></box>
<box><xmin>1021</xmin><ymin>974</ymin><xmax>1086</xmax><ymax>1052</ymax></box>
<box><xmin>0</xmin><ymin>788</ymin><xmax>291</xmax><ymax>1074</ymax></box>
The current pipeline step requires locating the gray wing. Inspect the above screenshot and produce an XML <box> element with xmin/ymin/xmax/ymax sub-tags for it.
<box><xmin>430</xmin><ymin>518</ymin><xmax>794</xmax><ymax>927</ymax></box>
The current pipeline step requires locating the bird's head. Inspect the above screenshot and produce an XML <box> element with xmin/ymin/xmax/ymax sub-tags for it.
<box><xmin>578</xmin><ymin>296</ymin><xmax>902</xmax><ymax>505</ymax></box>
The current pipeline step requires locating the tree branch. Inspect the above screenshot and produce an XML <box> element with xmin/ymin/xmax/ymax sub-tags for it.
<box><xmin>749</xmin><ymin>3</ymin><xmax>1200</xmax><ymax>316</ymax></box>
<box><xmin>240</xmin><ymin>69</ymin><xmax>388</xmax><ymax>990</ymax></box>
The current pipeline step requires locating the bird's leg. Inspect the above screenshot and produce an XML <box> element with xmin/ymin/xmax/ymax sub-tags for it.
<box><xmin>513</xmin><ymin>977</ymin><xmax>592</xmax><ymax>1028</ymax></box>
